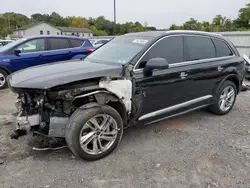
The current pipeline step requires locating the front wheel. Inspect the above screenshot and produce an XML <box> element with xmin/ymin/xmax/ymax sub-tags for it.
<box><xmin>0</xmin><ymin>69</ymin><xmax>8</xmax><ymax>89</ymax></box>
<box><xmin>209</xmin><ymin>80</ymin><xmax>237</xmax><ymax>115</ymax></box>
<box><xmin>65</xmin><ymin>104</ymin><xmax>123</xmax><ymax>161</ymax></box>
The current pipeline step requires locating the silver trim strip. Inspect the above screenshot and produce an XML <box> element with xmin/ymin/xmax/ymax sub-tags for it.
<box><xmin>133</xmin><ymin>34</ymin><xmax>235</xmax><ymax>72</ymax></box>
<box><xmin>73</xmin><ymin>90</ymin><xmax>110</xmax><ymax>100</ymax></box>
<box><xmin>145</xmin><ymin>104</ymin><xmax>210</xmax><ymax>125</ymax></box>
<box><xmin>134</xmin><ymin>55</ymin><xmax>234</xmax><ymax>73</ymax></box>
<box><xmin>138</xmin><ymin>95</ymin><xmax>212</xmax><ymax>121</ymax></box>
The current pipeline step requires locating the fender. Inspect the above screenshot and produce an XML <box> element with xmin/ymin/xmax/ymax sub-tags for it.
<box><xmin>213</xmin><ymin>74</ymin><xmax>240</xmax><ymax>95</ymax></box>
<box><xmin>0</xmin><ymin>65</ymin><xmax>11</xmax><ymax>74</ymax></box>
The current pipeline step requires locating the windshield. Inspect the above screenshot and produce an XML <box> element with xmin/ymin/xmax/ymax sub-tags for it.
<box><xmin>85</xmin><ymin>36</ymin><xmax>153</xmax><ymax>64</ymax></box>
<box><xmin>0</xmin><ymin>38</ymin><xmax>26</xmax><ymax>52</ymax></box>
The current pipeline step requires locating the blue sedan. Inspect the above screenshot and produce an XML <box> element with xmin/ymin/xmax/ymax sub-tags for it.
<box><xmin>0</xmin><ymin>35</ymin><xmax>94</xmax><ymax>89</ymax></box>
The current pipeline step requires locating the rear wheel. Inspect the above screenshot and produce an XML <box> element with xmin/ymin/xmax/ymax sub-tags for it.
<box><xmin>0</xmin><ymin>69</ymin><xmax>8</xmax><ymax>89</ymax></box>
<box><xmin>209</xmin><ymin>81</ymin><xmax>237</xmax><ymax>115</ymax></box>
<box><xmin>65</xmin><ymin>104</ymin><xmax>123</xmax><ymax>161</ymax></box>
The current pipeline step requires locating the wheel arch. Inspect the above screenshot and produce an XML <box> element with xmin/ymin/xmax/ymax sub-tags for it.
<box><xmin>215</xmin><ymin>74</ymin><xmax>241</xmax><ymax>95</ymax></box>
<box><xmin>72</xmin><ymin>90</ymin><xmax>128</xmax><ymax>125</ymax></box>
<box><xmin>0</xmin><ymin>66</ymin><xmax>11</xmax><ymax>75</ymax></box>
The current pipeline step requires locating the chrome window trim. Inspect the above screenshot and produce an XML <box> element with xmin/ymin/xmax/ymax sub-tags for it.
<box><xmin>138</xmin><ymin>95</ymin><xmax>213</xmax><ymax>121</ymax></box>
<box><xmin>134</xmin><ymin>55</ymin><xmax>235</xmax><ymax>73</ymax></box>
<box><xmin>133</xmin><ymin>34</ymin><xmax>235</xmax><ymax>72</ymax></box>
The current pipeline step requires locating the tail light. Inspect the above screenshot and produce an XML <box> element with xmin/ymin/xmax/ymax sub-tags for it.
<box><xmin>86</xmin><ymin>48</ymin><xmax>95</xmax><ymax>52</ymax></box>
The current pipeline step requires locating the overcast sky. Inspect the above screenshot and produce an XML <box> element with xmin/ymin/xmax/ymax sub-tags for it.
<box><xmin>0</xmin><ymin>0</ymin><xmax>249</xmax><ymax>28</ymax></box>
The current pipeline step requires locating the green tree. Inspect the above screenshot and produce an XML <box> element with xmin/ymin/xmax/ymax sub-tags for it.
<box><xmin>71</xmin><ymin>16</ymin><xmax>89</xmax><ymax>28</ymax></box>
<box><xmin>183</xmin><ymin>18</ymin><xmax>202</xmax><ymax>30</ymax></box>
<box><xmin>234</xmin><ymin>3</ymin><xmax>250</xmax><ymax>28</ymax></box>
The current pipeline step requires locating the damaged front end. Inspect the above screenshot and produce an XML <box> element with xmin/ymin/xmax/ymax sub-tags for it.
<box><xmin>10</xmin><ymin>74</ymin><xmax>135</xmax><ymax>140</ymax></box>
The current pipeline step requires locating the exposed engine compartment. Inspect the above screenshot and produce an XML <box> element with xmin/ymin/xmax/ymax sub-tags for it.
<box><xmin>11</xmin><ymin>76</ymin><xmax>137</xmax><ymax>139</ymax></box>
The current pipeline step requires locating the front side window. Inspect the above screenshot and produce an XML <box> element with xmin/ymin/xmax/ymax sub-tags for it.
<box><xmin>48</xmin><ymin>38</ymin><xmax>70</xmax><ymax>50</ymax></box>
<box><xmin>138</xmin><ymin>36</ymin><xmax>184</xmax><ymax>69</ymax></box>
<box><xmin>212</xmin><ymin>39</ymin><xmax>233</xmax><ymax>57</ymax></box>
<box><xmin>185</xmin><ymin>36</ymin><xmax>216</xmax><ymax>61</ymax></box>
<box><xmin>16</xmin><ymin>39</ymin><xmax>45</xmax><ymax>53</ymax></box>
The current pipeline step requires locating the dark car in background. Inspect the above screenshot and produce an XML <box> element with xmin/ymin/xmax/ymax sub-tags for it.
<box><xmin>0</xmin><ymin>35</ymin><xmax>94</xmax><ymax>89</ymax></box>
<box><xmin>8</xmin><ymin>31</ymin><xmax>245</xmax><ymax>161</ymax></box>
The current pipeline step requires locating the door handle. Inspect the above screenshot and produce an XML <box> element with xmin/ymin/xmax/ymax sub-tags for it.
<box><xmin>217</xmin><ymin>66</ymin><xmax>224</xmax><ymax>72</ymax></box>
<box><xmin>180</xmin><ymin>72</ymin><xmax>188</xmax><ymax>79</ymax></box>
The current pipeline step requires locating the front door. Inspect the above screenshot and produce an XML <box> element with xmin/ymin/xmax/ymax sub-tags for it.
<box><xmin>8</xmin><ymin>38</ymin><xmax>46</xmax><ymax>71</ymax></box>
<box><xmin>134</xmin><ymin>35</ymin><xmax>213</xmax><ymax>124</ymax></box>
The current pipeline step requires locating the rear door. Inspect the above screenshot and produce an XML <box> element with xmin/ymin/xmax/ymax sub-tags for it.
<box><xmin>183</xmin><ymin>35</ymin><xmax>235</xmax><ymax>98</ymax></box>
<box><xmin>8</xmin><ymin>38</ymin><xmax>47</xmax><ymax>71</ymax></box>
<box><xmin>46</xmin><ymin>38</ymin><xmax>71</xmax><ymax>63</ymax></box>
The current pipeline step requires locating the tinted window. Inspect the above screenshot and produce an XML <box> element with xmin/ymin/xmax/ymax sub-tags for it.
<box><xmin>138</xmin><ymin>36</ymin><xmax>184</xmax><ymax>68</ymax></box>
<box><xmin>185</xmin><ymin>36</ymin><xmax>216</xmax><ymax>61</ymax></box>
<box><xmin>213</xmin><ymin>39</ymin><xmax>233</xmax><ymax>57</ymax></box>
<box><xmin>70</xmin><ymin>39</ymin><xmax>84</xmax><ymax>47</ymax></box>
<box><xmin>17</xmin><ymin>39</ymin><xmax>45</xmax><ymax>53</ymax></box>
<box><xmin>49</xmin><ymin>38</ymin><xmax>70</xmax><ymax>50</ymax></box>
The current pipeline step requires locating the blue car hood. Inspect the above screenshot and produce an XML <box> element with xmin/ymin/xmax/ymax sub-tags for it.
<box><xmin>8</xmin><ymin>59</ymin><xmax>123</xmax><ymax>89</ymax></box>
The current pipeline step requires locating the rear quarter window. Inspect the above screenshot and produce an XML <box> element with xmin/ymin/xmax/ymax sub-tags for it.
<box><xmin>70</xmin><ymin>39</ymin><xmax>84</xmax><ymax>47</ymax></box>
<box><xmin>212</xmin><ymin>39</ymin><xmax>233</xmax><ymax>57</ymax></box>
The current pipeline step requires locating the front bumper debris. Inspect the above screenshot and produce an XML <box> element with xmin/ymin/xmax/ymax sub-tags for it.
<box><xmin>16</xmin><ymin>113</ymin><xmax>40</xmax><ymax>130</ymax></box>
<box><xmin>11</xmin><ymin>113</ymin><xmax>40</xmax><ymax>139</ymax></box>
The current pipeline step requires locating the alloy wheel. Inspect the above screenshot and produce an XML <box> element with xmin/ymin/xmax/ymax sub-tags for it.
<box><xmin>79</xmin><ymin>114</ymin><xmax>118</xmax><ymax>155</ymax></box>
<box><xmin>219</xmin><ymin>86</ymin><xmax>235</xmax><ymax>112</ymax></box>
<box><xmin>0</xmin><ymin>73</ymin><xmax>6</xmax><ymax>87</ymax></box>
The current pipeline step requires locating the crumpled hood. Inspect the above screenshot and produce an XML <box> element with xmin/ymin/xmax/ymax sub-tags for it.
<box><xmin>8</xmin><ymin>59</ymin><xmax>123</xmax><ymax>89</ymax></box>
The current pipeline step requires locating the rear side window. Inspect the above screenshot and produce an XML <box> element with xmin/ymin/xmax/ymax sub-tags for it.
<box><xmin>185</xmin><ymin>36</ymin><xmax>216</xmax><ymax>61</ymax></box>
<box><xmin>70</xmin><ymin>39</ymin><xmax>84</xmax><ymax>47</ymax></box>
<box><xmin>48</xmin><ymin>38</ymin><xmax>70</xmax><ymax>50</ymax></box>
<box><xmin>212</xmin><ymin>39</ymin><xmax>233</xmax><ymax>57</ymax></box>
<box><xmin>138</xmin><ymin>36</ymin><xmax>184</xmax><ymax>68</ymax></box>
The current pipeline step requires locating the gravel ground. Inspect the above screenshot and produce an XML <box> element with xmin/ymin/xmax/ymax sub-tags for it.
<box><xmin>0</xmin><ymin>88</ymin><xmax>250</xmax><ymax>188</ymax></box>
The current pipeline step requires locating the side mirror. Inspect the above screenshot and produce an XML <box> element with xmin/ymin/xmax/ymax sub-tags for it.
<box><xmin>14</xmin><ymin>49</ymin><xmax>21</xmax><ymax>56</ymax></box>
<box><xmin>144</xmin><ymin>58</ymin><xmax>169</xmax><ymax>71</ymax></box>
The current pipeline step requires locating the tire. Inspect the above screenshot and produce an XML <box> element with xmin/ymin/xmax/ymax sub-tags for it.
<box><xmin>0</xmin><ymin>69</ymin><xmax>8</xmax><ymax>89</ymax></box>
<box><xmin>65</xmin><ymin>104</ymin><xmax>123</xmax><ymax>161</ymax></box>
<box><xmin>209</xmin><ymin>80</ymin><xmax>237</xmax><ymax>115</ymax></box>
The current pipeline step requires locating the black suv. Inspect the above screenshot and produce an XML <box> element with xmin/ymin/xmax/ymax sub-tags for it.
<box><xmin>8</xmin><ymin>31</ymin><xmax>245</xmax><ymax>161</ymax></box>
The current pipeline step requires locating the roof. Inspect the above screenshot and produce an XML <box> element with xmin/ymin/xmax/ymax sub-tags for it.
<box><xmin>16</xmin><ymin>22</ymin><xmax>92</xmax><ymax>33</ymax></box>
<box><xmin>124</xmin><ymin>31</ymin><xmax>166</xmax><ymax>37</ymax></box>
<box><xmin>218</xmin><ymin>31</ymin><xmax>250</xmax><ymax>36</ymax></box>
<box><xmin>16</xmin><ymin>23</ymin><xmax>41</xmax><ymax>31</ymax></box>
<box><xmin>125</xmin><ymin>30</ymin><xmax>224</xmax><ymax>39</ymax></box>
<box><xmin>24</xmin><ymin>35</ymin><xmax>89</xmax><ymax>40</ymax></box>
<box><xmin>57</xmin><ymin>27</ymin><xmax>92</xmax><ymax>33</ymax></box>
